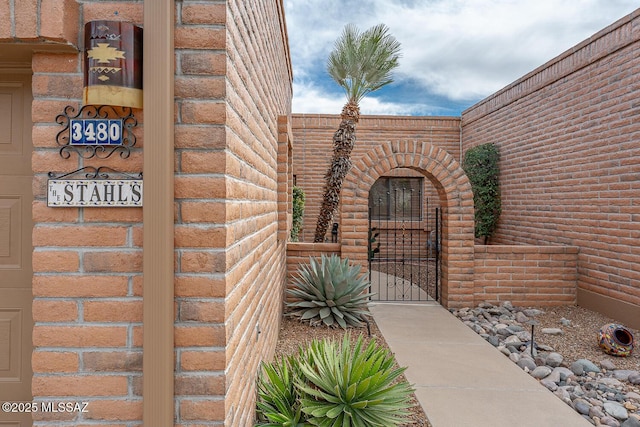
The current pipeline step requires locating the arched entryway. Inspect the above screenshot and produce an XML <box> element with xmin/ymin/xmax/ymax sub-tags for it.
<box><xmin>340</xmin><ymin>140</ymin><xmax>475</xmax><ymax>309</ymax></box>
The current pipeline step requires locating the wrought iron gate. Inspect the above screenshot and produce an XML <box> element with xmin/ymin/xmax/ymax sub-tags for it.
<box><xmin>368</xmin><ymin>185</ymin><xmax>441</xmax><ymax>302</ymax></box>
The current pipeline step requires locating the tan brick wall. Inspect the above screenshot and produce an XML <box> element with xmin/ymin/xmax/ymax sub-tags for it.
<box><xmin>462</xmin><ymin>10</ymin><xmax>640</xmax><ymax>311</ymax></box>
<box><xmin>0</xmin><ymin>0</ymin><xmax>79</xmax><ymax>43</ymax></box>
<box><xmin>30</xmin><ymin>3</ymin><xmax>144</xmax><ymax>424</ymax></box>
<box><xmin>291</xmin><ymin>114</ymin><xmax>460</xmax><ymax>242</ymax></box>
<box><xmin>474</xmin><ymin>245</ymin><xmax>579</xmax><ymax>306</ymax></box>
<box><xmin>286</xmin><ymin>243</ymin><xmax>341</xmax><ymax>301</ymax></box>
<box><xmin>220</xmin><ymin>0</ymin><xmax>292</xmax><ymax>425</ymax></box>
<box><xmin>30</xmin><ymin>0</ymin><xmax>292</xmax><ymax>426</ymax></box>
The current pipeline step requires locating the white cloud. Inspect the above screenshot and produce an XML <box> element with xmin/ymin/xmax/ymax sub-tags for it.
<box><xmin>285</xmin><ymin>0</ymin><xmax>638</xmax><ymax>113</ymax></box>
<box><xmin>292</xmin><ymin>81</ymin><xmax>428</xmax><ymax>116</ymax></box>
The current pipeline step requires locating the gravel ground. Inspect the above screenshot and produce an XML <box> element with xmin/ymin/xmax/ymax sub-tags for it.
<box><xmin>529</xmin><ymin>305</ymin><xmax>639</xmax><ymax>371</ymax></box>
<box><xmin>274</xmin><ymin>315</ymin><xmax>432</xmax><ymax>427</ymax></box>
<box><xmin>274</xmin><ymin>304</ymin><xmax>639</xmax><ymax>427</ymax></box>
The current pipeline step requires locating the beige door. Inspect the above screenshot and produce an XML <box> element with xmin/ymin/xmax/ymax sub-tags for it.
<box><xmin>0</xmin><ymin>70</ymin><xmax>33</xmax><ymax>427</ymax></box>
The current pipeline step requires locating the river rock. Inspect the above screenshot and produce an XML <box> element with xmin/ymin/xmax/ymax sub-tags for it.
<box><xmin>573</xmin><ymin>398</ymin><xmax>592</xmax><ymax>415</ymax></box>
<box><xmin>522</xmin><ymin>308</ymin><xmax>543</xmax><ymax>317</ymax></box>
<box><xmin>515</xmin><ymin>311</ymin><xmax>529</xmax><ymax>323</ymax></box>
<box><xmin>613</xmin><ymin>370</ymin><xmax>637</xmax><ymax>381</ymax></box>
<box><xmin>600</xmin><ymin>416</ymin><xmax>622</xmax><ymax>427</ymax></box>
<box><xmin>604</xmin><ymin>401</ymin><xmax>629</xmax><ymax>420</ymax></box>
<box><xmin>574</xmin><ymin>359</ymin><xmax>601</xmax><ymax>374</ymax></box>
<box><xmin>517</xmin><ymin>357</ymin><xmax>537</xmax><ymax>372</ymax></box>
<box><xmin>628</xmin><ymin>372</ymin><xmax>640</xmax><ymax>385</ymax></box>
<box><xmin>621</xmin><ymin>416</ymin><xmax>640</xmax><ymax>427</ymax></box>
<box><xmin>625</xmin><ymin>392</ymin><xmax>640</xmax><ymax>402</ymax></box>
<box><xmin>546</xmin><ymin>352</ymin><xmax>564</xmax><ymax>367</ymax></box>
<box><xmin>541</xmin><ymin>328</ymin><xmax>563</xmax><ymax>335</ymax></box>
<box><xmin>532</xmin><ymin>365</ymin><xmax>553</xmax><ymax>379</ymax></box>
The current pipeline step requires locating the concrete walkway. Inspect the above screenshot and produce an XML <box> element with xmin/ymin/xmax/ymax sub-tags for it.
<box><xmin>369</xmin><ymin>302</ymin><xmax>591</xmax><ymax>427</ymax></box>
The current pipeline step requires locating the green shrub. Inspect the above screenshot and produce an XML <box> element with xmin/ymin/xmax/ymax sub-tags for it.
<box><xmin>286</xmin><ymin>255</ymin><xmax>373</xmax><ymax>328</ymax></box>
<box><xmin>462</xmin><ymin>142</ymin><xmax>501</xmax><ymax>244</ymax></box>
<box><xmin>255</xmin><ymin>334</ymin><xmax>413</xmax><ymax>427</ymax></box>
<box><xmin>291</xmin><ymin>186</ymin><xmax>306</xmax><ymax>242</ymax></box>
<box><xmin>255</xmin><ymin>352</ymin><xmax>306</xmax><ymax>427</ymax></box>
<box><xmin>298</xmin><ymin>334</ymin><xmax>413</xmax><ymax>426</ymax></box>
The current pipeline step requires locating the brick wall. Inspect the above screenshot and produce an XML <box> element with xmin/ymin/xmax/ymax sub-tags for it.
<box><xmin>286</xmin><ymin>242</ymin><xmax>341</xmax><ymax>291</ymax></box>
<box><xmin>0</xmin><ymin>0</ymin><xmax>79</xmax><ymax>44</ymax></box>
<box><xmin>30</xmin><ymin>0</ymin><xmax>292</xmax><ymax>426</ymax></box>
<box><xmin>174</xmin><ymin>1</ymin><xmax>228</xmax><ymax>424</ymax></box>
<box><xmin>291</xmin><ymin>114</ymin><xmax>460</xmax><ymax>242</ymax></box>
<box><xmin>31</xmin><ymin>2</ymin><xmax>144</xmax><ymax>425</ymax></box>
<box><xmin>474</xmin><ymin>245</ymin><xmax>579</xmax><ymax>307</ymax></box>
<box><xmin>462</xmin><ymin>10</ymin><xmax>640</xmax><ymax>314</ymax></box>
<box><xmin>220</xmin><ymin>0</ymin><xmax>292</xmax><ymax>425</ymax></box>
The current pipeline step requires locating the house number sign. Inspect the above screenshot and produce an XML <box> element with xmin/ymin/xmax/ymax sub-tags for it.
<box><xmin>70</xmin><ymin>118</ymin><xmax>123</xmax><ymax>145</ymax></box>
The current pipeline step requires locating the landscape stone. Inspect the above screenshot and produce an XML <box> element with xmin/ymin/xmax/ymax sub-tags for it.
<box><xmin>541</xmin><ymin>327</ymin><xmax>563</xmax><ymax>335</ymax></box>
<box><xmin>604</xmin><ymin>401</ymin><xmax>629</xmax><ymax>420</ymax></box>
<box><xmin>590</xmin><ymin>405</ymin><xmax>606</xmax><ymax>419</ymax></box>
<box><xmin>621</xmin><ymin>416</ymin><xmax>640</xmax><ymax>427</ymax></box>
<box><xmin>522</xmin><ymin>308</ymin><xmax>543</xmax><ymax>317</ymax></box>
<box><xmin>541</xmin><ymin>378</ymin><xmax>558</xmax><ymax>391</ymax></box>
<box><xmin>451</xmin><ymin>303</ymin><xmax>639</xmax><ymax>426</ymax></box>
<box><xmin>628</xmin><ymin>373</ymin><xmax>640</xmax><ymax>385</ymax></box>
<box><xmin>517</xmin><ymin>357</ymin><xmax>537</xmax><ymax>372</ymax></box>
<box><xmin>600</xmin><ymin>416</ymin><xmax>622</xmax><ymax>427</ymax></box>
<box><xmin>532</xmin><ymin>366</ymin><xmax>553</xmax><ymax>379</ymax></box>
<box><xmin>575</xmin><ymin>359</ymin><xmax>601</xmax><ymax>374</ymax></box>
<box><xmin>571</xmin><ymin>362</ymin><xmax>585</xmax><ymax>376</ymax></box>
<box><xmin>613</xmin><ymin>370</ymin><xmax>636</xmax><ymax>382</ymax></box>
<box><xmin>573</xmin><ymin>398</ymin><xmax>592</xmax><ymax>415</ymax></box>
<box><xmin>625</xmin><ymin>392</ymin><xmax>640</xmax><ymax>402</ymax></box>
<box><xmin>546</xmin><ymin>352</ymin><xmax>564</xmax><ymax>367</ymax></box>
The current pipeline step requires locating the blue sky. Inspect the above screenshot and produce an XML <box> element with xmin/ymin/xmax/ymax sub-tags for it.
<box><xmin>284</xmin><ymin>0</ymin><xmax>638</xmax><ymax>116</ymax></box>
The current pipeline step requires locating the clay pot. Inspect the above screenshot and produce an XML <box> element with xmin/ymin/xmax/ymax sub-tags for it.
<box><xmin>598</xmin><ymin>323</ymin><xmax>634</xmax><ymax>357</ymax></box>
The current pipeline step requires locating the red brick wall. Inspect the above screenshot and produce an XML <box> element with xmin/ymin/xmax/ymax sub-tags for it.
<box><xmin>474</xmin><ymin>245</ymin><xmax>579</xmax><ymax>306</ymax></box>
<box><xmin>291</xmin><ymin>114</ymin><xmax>460</xmax><ymax>242</ymax></box>
<box><xmin>462</xmin><ymin>10</ymin><xmax>640</xmax><ymax>310</ymax></box>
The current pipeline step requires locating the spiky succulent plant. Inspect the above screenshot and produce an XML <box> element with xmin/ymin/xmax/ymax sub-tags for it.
<box><xmin>287</xmin><ymin>254</ymin><xmax>374</xmax><ymax>328</ymax></box>
<box><xmin>297</xmin><ymin>334</ymin><xmax>413</xmax><ymax>426</ymax></box>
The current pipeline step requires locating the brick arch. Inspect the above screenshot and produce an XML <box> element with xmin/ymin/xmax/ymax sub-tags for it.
<box><xmin>340</xmin><ymin>140</ymin><xmax>475</xmax><ymax>308</ymax></box>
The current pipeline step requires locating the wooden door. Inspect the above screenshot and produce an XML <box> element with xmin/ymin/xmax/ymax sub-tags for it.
<box><xmin>0</xmin><ymin>71</ymin><xmax>33</xmax><ymax>427</ymax></box>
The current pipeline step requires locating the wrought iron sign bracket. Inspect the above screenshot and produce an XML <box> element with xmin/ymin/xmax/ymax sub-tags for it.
<box><xmin>55</xmin><ymin>104</ymin><xmax>138</xmax><ymax>160</ymax></box>
<box><xmin>48</xmin><ymin>166</ymin><xmax>143</xmax><ymax>181</ymax></box>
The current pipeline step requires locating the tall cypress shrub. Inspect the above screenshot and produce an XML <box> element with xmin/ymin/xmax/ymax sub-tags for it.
<box><xmin>291</xmin><ymin>186</ymin><xmax>305</xmax><ymax>242</ymax></box>
<box><xmin>462</xmin><ymin>143</ymin><xmax>501</xmax><ymax>244</ymax></box>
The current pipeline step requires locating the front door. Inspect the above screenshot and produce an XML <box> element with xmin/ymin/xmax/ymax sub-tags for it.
<box><xmin>0</xmin><ymin>70</ymin><xmax>34</xmax><ymax>427</ymax></box>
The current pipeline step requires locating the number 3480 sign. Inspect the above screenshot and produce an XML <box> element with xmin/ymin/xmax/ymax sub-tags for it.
<box><xmin>70</xmin><ymin>118</ymin><xmax>123</xmax><ymax>145</ymax></box>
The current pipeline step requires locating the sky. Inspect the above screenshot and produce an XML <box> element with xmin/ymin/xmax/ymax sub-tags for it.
<box><xmin>284</xmin><ymin>0</ymin><xmax>638</xmax><ymax>116</ymax></box>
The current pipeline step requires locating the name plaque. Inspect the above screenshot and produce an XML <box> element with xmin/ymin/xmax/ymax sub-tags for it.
<box><xmin>47</xmin><ymin>179</ymin><xmax>143</xmax><ymax>207</ymax></box>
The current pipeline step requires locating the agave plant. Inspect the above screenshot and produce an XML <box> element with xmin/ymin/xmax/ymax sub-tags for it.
<box><xmin>296</xmin><ymin>334</ymin><xmax>413</xmax><ymax>427</ymax></box>
<box><xmin>287</xmin><ymin>254</ymin><xmax>374</xmax><ymax>328</ymax></box>
<box><xmin>255</xmin><ymin>352</ymin><xmax>306</xmax><ymax>427</ymax></box>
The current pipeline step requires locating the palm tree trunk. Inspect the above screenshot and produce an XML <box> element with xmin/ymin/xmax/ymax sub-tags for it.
<box><xmin>313</xmin><ymin>112</ymin><xmax>357</xmax><ymax>242</ymax></box>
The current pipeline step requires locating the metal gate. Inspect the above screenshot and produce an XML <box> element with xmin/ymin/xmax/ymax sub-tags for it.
<box><xmin>368</xmin><ymin>184</ymin><xmax>441</xmax><ymax>302</ymax></box>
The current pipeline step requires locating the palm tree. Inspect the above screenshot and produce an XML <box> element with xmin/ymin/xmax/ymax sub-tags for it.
<box><xmin>313</xmin><ymin>23</ymin><xmax>402</xmax><ymax>242</ymax></box>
